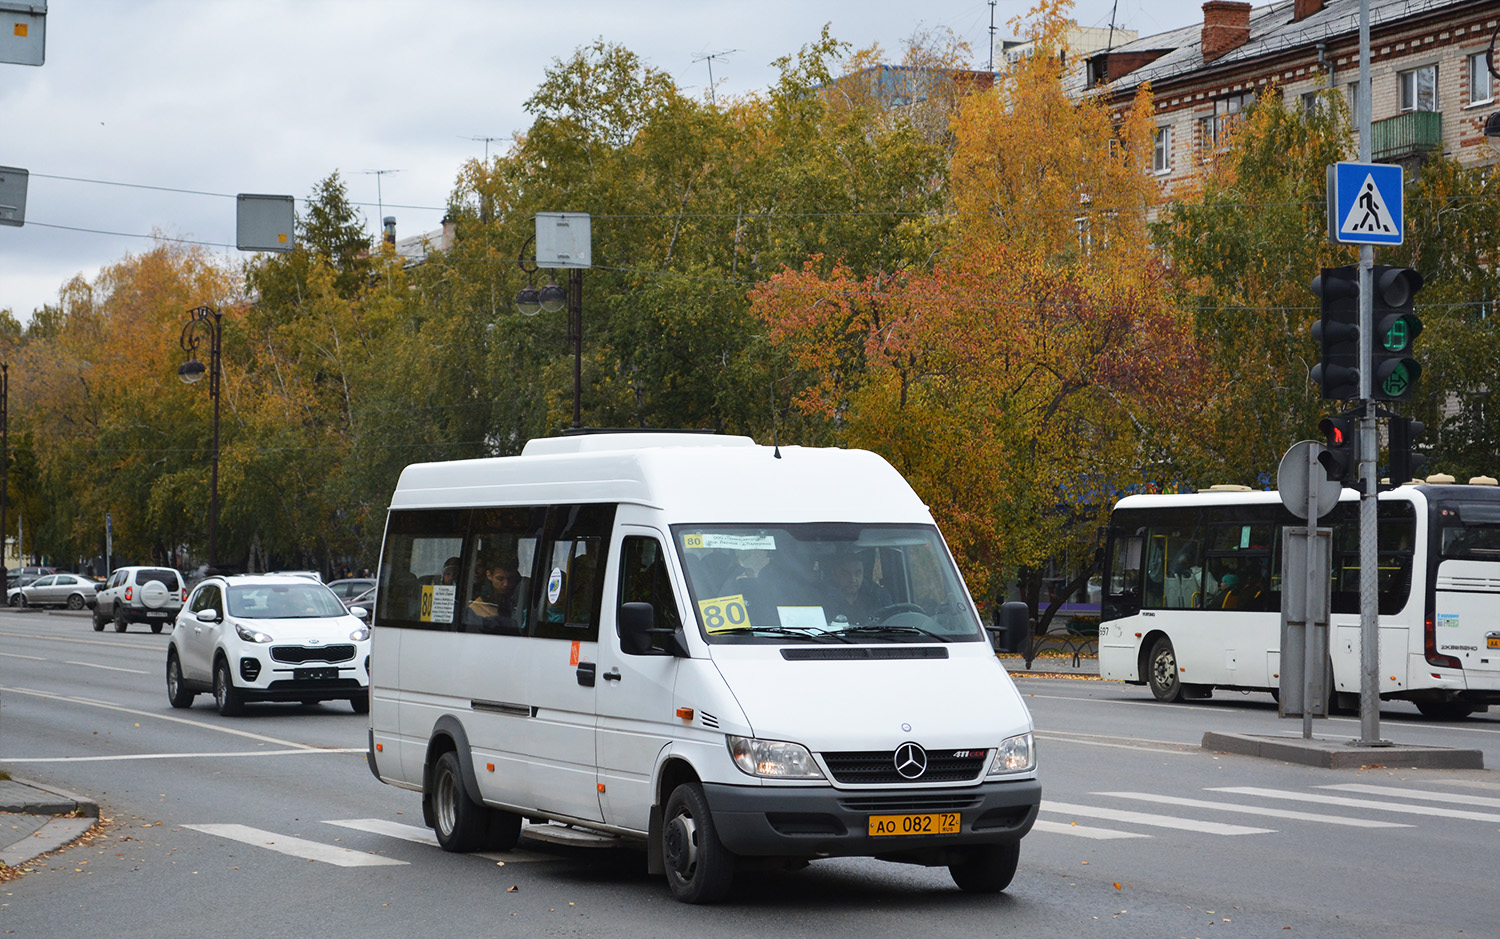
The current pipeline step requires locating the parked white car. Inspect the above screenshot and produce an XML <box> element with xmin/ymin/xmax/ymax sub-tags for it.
<box><xmin>166</xmin><ymin>573</ymin><xmax>371</xmax><ymax>716</ymax></box>
<box><xmin>94</xmin><ymin>567</ymin><xmax>186</xmax><ymax>633</ymax></box>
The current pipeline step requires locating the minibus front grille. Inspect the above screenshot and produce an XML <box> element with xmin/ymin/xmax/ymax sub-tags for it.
<box><xmin>822</xmin><ymin>749</ymin><xmax>987</xmax><ymax>785</ymax></box>
<box><xmin>780</xmin><ymin>647</ymin><xmax>949</xmax><ymax>661</ymax></box>
<box><xmin>271</xmin><ymin>644</ymin><xmax>357</xmax><ymax>664</ymax></box>
<box><xmin>838</xmin><ymin>794</ymin><xmax>983</xmax><ymax>812</ymax></box>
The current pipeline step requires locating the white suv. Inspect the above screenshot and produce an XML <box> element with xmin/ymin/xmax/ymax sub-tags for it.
<box><xmin>166</xmin><ymin>573</ymin><xmax>372</xmax><ymax>716</ymax></box>
<box><xmin>94</xmin><ymin>567</ymin><xmax>186</xmax><ymax>633</ymax></box>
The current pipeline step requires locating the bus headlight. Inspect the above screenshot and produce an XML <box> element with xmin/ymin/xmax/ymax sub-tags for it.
<box><xmin>727</xmin><ymin>735</ymin><xmax>825</xmax><ymax>779</ymax></box>
<box><xmin>988</xmin><ymin>732</ymin><xmax>1035</xmax><ymax>775</ymax></box>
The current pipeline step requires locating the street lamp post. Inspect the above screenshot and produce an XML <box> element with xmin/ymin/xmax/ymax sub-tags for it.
<box><xmin>179</xmin><ymin>304</ymin><xmax>222</xmax><ymax>565</ymax></box>
<box><xmin>515</xmin><ymin>237</ymin><xmax>583</xmax><ymax>429</ymax></box>
<box><xmin>0</xmin><ymin>363</ymin><xmax>8</xmax><ymax>582</ymax></box>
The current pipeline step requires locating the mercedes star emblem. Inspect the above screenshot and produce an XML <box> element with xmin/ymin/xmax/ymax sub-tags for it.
<box><xmin>893</xmin><ymin>742</ymin><xmax>927</xmax><ymax>779</ymax></box>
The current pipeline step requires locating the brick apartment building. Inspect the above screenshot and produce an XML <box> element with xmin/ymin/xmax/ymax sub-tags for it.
<box><xmin>1067</xmin><ymin>0</ymin><xmax>1498</xmax><ymax>197</ymax></box>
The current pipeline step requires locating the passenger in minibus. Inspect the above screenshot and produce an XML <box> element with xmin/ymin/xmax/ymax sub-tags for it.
<box><xmin>464</xmin><ymin>557</ymin><xmax>521</xmax><ymax>634</ymax></box>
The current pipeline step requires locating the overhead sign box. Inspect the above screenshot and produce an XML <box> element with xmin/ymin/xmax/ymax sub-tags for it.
<box><xmin>236</xmin><ymin>194</ymin><xmax>295</xmax><ymax>253</ymax></box>
<box><xmin>0</xmin><ymin>166</ymin><xmax>27</xmax><ymax>227</ymax></box>
<box><xmin>0</xmin><ymin>2</ymin><xmax>46</xmax><ymax>66</ymax></box>
<box><xmin>535</xmin><ymin>212</ymin><xmax>591</xmax><ymax>269</ymax></box>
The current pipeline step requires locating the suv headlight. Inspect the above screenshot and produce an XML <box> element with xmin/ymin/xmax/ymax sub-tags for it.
<box><xmin>348</xmin><ymin>625</ymin><xmax>370</xmax><ymax>642</ymax></box>
<box><xmin>234</xmin><ymin>623</ymin><xmax>273</xmax><ymax>644</ymax></box>
<box><xmin>988</xmin><ymin>732</ymin><xmax>1035</xmax><ymax>776</ymax></box>
<box><xmin>726</xmin><ymin>735</ymin><xmax>825</xmax><ymax>779</ymax></box>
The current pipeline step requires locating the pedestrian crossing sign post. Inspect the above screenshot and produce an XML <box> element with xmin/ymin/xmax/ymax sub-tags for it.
<box><xmin>1328</xmin><ymin>162</ymin><xmax>1403</xmax><ymax>246</ymax></box>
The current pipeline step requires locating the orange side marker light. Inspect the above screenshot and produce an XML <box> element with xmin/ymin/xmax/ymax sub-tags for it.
<box><xmin>676</xmin><ymin>707</ymin><xmax>694</xmax><ymax>721</ymax></box>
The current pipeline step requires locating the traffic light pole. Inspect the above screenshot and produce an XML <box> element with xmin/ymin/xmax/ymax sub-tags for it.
<box><xmin>1354</xmin><ymin>0</ymin><xmax>1387</xmax><ymax>748</ymax></box>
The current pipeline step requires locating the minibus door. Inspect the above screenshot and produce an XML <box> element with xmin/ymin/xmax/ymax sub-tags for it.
<box><xmin>594</xmin><ymin>530</ymin><xmax>686</xmax><ymax>833</ymax></box>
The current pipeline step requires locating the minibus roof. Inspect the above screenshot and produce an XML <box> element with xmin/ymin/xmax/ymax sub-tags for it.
<box><xmin>391</xmin><ymin>435</ymin><xmax>934</xmax><ymax>524</ymax></box>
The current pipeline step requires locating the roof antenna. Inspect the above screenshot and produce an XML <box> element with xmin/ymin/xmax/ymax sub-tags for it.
<box><xmin>692</xmin><ymin>49</ymin><xmax>737</xmax><ymax>106</ymax></box>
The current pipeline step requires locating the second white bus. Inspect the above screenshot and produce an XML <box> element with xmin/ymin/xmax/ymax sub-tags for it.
<box><xmin>1098</xmin><ymin>481</ymin><xmax>1500</xmax><ymax>720</ymax></box>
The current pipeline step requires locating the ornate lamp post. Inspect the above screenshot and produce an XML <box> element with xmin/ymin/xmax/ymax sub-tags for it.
<box><xmin>179</xmin><ymin>305</ymin><xmax>222</xmax><ymax>565</ymax></box>
<box><xmin>515</xmin><ymin>233</ymin><xmax>584</xmax><ymax>429</ymax></box>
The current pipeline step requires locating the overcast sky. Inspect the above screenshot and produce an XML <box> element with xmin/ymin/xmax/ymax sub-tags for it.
<box><xmin>1</xmin><ymin>0</ymin><xmax>1215</xmax><ymax>321</ymax></box>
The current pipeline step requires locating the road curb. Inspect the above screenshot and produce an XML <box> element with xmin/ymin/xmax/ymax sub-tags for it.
<box><xmin>1202</xmin><ymin>731</ymin><xmax>1485</xmax><ymax>769</ymax></box>
<box><xmin>0</xmin><ymin>777</ymin><xmax>99</xmax><ymax>818</ymax></box>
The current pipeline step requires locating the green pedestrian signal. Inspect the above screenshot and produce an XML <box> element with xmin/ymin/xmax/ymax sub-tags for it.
<box><xmin>1369</xmin><ymin>266</ymin><xmax>1423</xmax><ymax>402</ymax></box>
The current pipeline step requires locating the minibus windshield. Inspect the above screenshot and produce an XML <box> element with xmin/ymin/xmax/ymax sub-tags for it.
<box><xmin>673</xmin><ymin>523</ymin><xmax>984</xmax><ymax>643</ymax></box>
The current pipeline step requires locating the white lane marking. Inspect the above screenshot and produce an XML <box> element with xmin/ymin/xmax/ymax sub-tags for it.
<box><xmin>1036</xmin><ymin>730</ymin><xmax>1196</xmax><ymax>755</ymax></box>
<box><xmin>1041</xmin><ymin>800</ymin><xmax>1274</xmax><ymax>835</ymax></box>
<box><xmin>1319</xmin><ymin>784</ymin><xmax>1500</xmax><ymax>809</ymax></box>
<box><xmin>0</xmin><ymin>651</ymin><xmax>47</xmax><ymax>661</ymax></box>
<box><xmin>65</xmin><ymin>660</ymin><xmax>151</xmax><ymax>674</ymax></box>
<box><xmin>1211</xmin><ymin>787</ymin><xmax>1500</xmax><ymax>823</ymax></box>
<box><xmin>3</xmin><ymin>748</ymin><xmax>363</xmax><ymax>763</ymax></box>
<box><xmin>0</xmin><ymin>628</ymin><xmax>166</xmax><ymax>651</ymax></box>
<box><xmin>0</xmin><ymin>684</ymin><xmax>324</xmax><ymax>750</ymax></box>
<box><xmin>1095</xmin><ymin>791</ymin><xmax>1411</xmax><ymax>828</ymax></box>
<box><xmin>323</xmin><ymin>818</ymin><xmax>556</xmax><ymax>862</ymax></box>
<box><xmin>1029</xmin><ymin>819</ymin><xmax>1149</xmax><ymax>840</ymax></box>
<box><xmin>182</xmin><ymin>824</ymin><xmax>407</xmax><ymax>867</ymax></box>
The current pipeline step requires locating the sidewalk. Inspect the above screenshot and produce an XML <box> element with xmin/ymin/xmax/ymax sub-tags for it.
<box><xmin>0</xmin><ymin>776</ymin><xmax>99</xmax><ymax>870</ymax></box>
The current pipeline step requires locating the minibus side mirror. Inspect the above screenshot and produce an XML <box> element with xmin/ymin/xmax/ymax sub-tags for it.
<box><xmin>619</xmin><ymin>601</ymin><xmax>688</xmax><ymax>657</ymax></box>
<box><xmin>993</xmin><ymin>601</ymin><xmax>1030</xmax><ymax>655</ymax></box>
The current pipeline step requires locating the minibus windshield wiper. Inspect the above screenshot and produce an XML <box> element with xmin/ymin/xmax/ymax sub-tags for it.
<box><xmin>712</xmin><ymin>626</ymin><xmax>853</xmax><ymax>643</ymax></box>
<box><xmin>828</xmin><ymin>624</ymin><xmax>950</xmax><ymax>643</ymax></box>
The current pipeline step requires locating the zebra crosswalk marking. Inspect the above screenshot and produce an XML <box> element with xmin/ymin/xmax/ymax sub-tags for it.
<box><xmin>1210</xmin><ymin>787</ymin><xmax>1500</xmax><ymax>824</ymax></box>
<box><xmin>1094</xmin><ymin>792</ymin><xmax>1411</xmax><ymax>828</ymax></box>
<box><xmin>1040</xmin><ymin>800</ymin><xmax>1274</xmax><ymax>835</ymax></box>
<box><xmin>183</xmin><ymin>823</ymin><xmax>407</xmax><ymax>867</ymax></box>
<box><xmin>324</xmin><ymin>818</ymin><xmax>556</xmax><ymax>862</ymax></box>
<box><xmin>1319</xmin><ymin>784</ymin><xmax>1500</xmax><ymax>810</ymax></box>
<box><xmin>1030</xmin><ymin>819</ymin><xmax>1148</xmax><ymax>840</ymax></box>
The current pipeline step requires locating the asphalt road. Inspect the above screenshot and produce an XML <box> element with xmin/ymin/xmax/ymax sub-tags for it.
<box><xmin>3</xmin><ymin>607</ymin><xmax>1498</xmax><ymax>938</ymax></box>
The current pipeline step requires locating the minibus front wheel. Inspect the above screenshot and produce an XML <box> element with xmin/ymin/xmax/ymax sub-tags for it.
<box><xmin>949</xmin><ymin>841</ymin><xmax>1020</xmax><ymax>893</ymax></box>
<box><xmin>662</xmin><ymin>782</ymin><xmax>735</xmax><ymax>903</ymax></box>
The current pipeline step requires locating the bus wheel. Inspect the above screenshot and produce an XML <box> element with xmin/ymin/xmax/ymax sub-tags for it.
<box><xmin>1147</xmin><ymin>637</ymin><xmax>1182</xmax><ymax>702</ymax></box>
<box><xmin>1415</xmin><ymin>700</ymin><xmax>1475</xmax><ymax>721</ymax></box>
<box><xmin>430</xmin><ymin>751</ymin><xmax>486</xmax><ymax>852</ymax></box>
<box><xmin>662</xmin><ymin>782</ymin><xmax>735</xmax><ymax>903</ymax></box>
<box><xmin>949</xmin><ymin>841</ymin><xmax>1020</xmax><ymax>893</ymax></box>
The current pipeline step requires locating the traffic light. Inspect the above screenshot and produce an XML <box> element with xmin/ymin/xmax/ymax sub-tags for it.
<box><xmin>1318</xmin><ymin>415</ymin><xmax>1358</xmax><ymax>486</ymax></box>
<box><xmin>1370</xmin><ymin>266</ymin><xmax>1423</xmax><ymax>402</ymax></box>
<box><xmin>1387</xmin><ymin>415</ymin><xmax>1427</xmax><ymax>484</ymax></box>
<box><xmin>1310</xmin><ymin>266</ymin><xmax>1361</xmax><ymax>400</ymax></box>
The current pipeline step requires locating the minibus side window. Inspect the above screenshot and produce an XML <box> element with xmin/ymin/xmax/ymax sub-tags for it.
<box><xmin>376</xmin><ymin>509</ymin><xmax>469</xmax><ymax>629</ymax></box>
<box><xmin>460</xmin><ymin>507</ymin><xmax>545</xmax><ymax>635</ymax></box>
<box><xmin>532</xmin><ymin>503</ymin><xmax>617</xmax><ymax>642</ymax></box>
<box><xmin>618</xmin><ymin>536</ymin><xmax>684</xmax><ymax>654</ymax></box>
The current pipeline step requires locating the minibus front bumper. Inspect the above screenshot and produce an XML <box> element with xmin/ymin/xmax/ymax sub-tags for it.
<box><xmin>702</xmin><ymin>778</ymin><xmax>1041</xmax><ymax>859</ymax></box>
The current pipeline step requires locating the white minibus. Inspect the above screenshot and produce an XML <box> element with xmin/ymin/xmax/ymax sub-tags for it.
<box><xmin>366</xmin><ymin>432</ymin><xmax>1040</xmax><ymax>902</ymax></box>
<box><xmin>1099</xmin><ymin>481</ymin><xmax>1500</xmax><ymax>719</ymax></box>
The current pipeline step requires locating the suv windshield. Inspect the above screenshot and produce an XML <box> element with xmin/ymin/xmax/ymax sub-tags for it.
<box><xmin>228</xmin><ymin>583</ymin><xmax>347</xmax><ymax>619</ymax></box>
<box><xmin>673</xmin><ymin>523</ymin><xmax>983</xmax><ymax>644</ymax></box>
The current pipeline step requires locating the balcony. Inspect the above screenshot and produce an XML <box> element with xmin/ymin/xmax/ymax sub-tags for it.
<box><xmin>1370</xmin><ymin>111</ymin><xmax>1442</xmax><ymax>162</ymax></box>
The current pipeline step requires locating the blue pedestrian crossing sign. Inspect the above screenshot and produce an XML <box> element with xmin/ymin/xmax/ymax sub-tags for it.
<box><xmin>1327</xmin><ymin>162</ymin><xmax>1403</xmax><ymax>246</ymax></box>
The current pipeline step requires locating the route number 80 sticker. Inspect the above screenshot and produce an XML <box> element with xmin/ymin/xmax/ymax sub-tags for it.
<box><xmin>697</xmin><ymin>594</ymin><xmax>749</xmax><ymax>633</ymax></box>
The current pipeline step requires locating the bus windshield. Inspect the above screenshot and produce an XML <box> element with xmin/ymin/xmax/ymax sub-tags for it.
<box><xmin>672</xmin><ymin>523</ymin><xmax>983</xmax><ymax>644</ymax></box>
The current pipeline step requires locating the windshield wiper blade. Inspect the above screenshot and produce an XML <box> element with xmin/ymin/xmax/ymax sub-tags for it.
<box><xmin>711</xmin><ymin>626</ymin><xmax>852</xmax><ymax>643</ymax></box>
<box><xmin>829</xmin><ymin>624</ymin><xmax>950</xmax><ymax>643</ymax></box>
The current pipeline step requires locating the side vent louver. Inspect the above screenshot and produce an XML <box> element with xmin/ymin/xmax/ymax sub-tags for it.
<box><xmin>699</xmin><ymin>711</ymin><xmax>720</xmax><ymax>729</ymax></box>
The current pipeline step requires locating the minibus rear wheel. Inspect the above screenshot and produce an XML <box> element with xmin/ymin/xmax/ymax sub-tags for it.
<box><xmin>949</xmin><ymin>841</ymin><xmax>1020</xmax><ymax>893</ymax></box>
<box><xmin>431</xmin><ymin>751</ymin><xmax>488</xmax><ymax>852</ymax></box>
<box><xmin>662</xmin><ymin>782</ymin><xmax>734</xmax><ymax>903</ymax></box>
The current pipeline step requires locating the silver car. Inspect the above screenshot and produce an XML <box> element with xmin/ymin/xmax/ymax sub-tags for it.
<box><xmin>9</xmin><ymin>573</ymin><xmax>100</xmax><ymax>610</ymax></box>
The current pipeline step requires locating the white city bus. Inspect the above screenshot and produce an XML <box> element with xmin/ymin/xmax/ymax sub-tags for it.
<box><xmin>1098</xmin><ymin>480</ymin><xmax>1500</xmax><ymax>720</ymax></box>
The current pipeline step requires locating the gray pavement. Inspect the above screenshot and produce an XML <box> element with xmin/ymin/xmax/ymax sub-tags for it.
<box><xmin>0</xmin><ymin>776</ymin><xmax>100</xmax><ymax>869</ymax></box>
<box><xmin>997</xmin><ymin>653</ymin><xmax>1100</xmax><ymax>678</ymax></box>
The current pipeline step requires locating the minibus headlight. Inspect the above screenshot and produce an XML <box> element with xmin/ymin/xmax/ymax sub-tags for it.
<box><xmin>234</xmin><ymin>623</ymin><xmax>273</xmax><ymax>644</ymax></box>
<box><xmin>726</xmin><ymin>735</ymin><xmax>825</xmax><ymax>779</ymax></box>
<box><xmin>988</xmin><ymin>732</ymin><xmax>1035</xmax><ymax>775</ymax></box>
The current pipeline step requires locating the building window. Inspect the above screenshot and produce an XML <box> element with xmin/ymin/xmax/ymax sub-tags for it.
<box><xmin>1469</xmin><ymin>52</ymin><xmax>1494</xmax><ymax>105</ymax></box>
<box><xmin>1398</xmin><ymin>65</ymin><xmax>1437</xmax><ymax>112</ymax></box>
<box><xmin>1153</xmin><ymin>126</ymin><xmax>1172</xmax><ymax>173</ymax></box>
<box><xmin>1345</xmin><ymin>81</ymin><xmax>1360</xmax><ymax>117</ymax></box>
<box><xmin>1199</xmin><ymin>92</ymin><xmax>1254</xmax><ymax>155</ymax></box>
